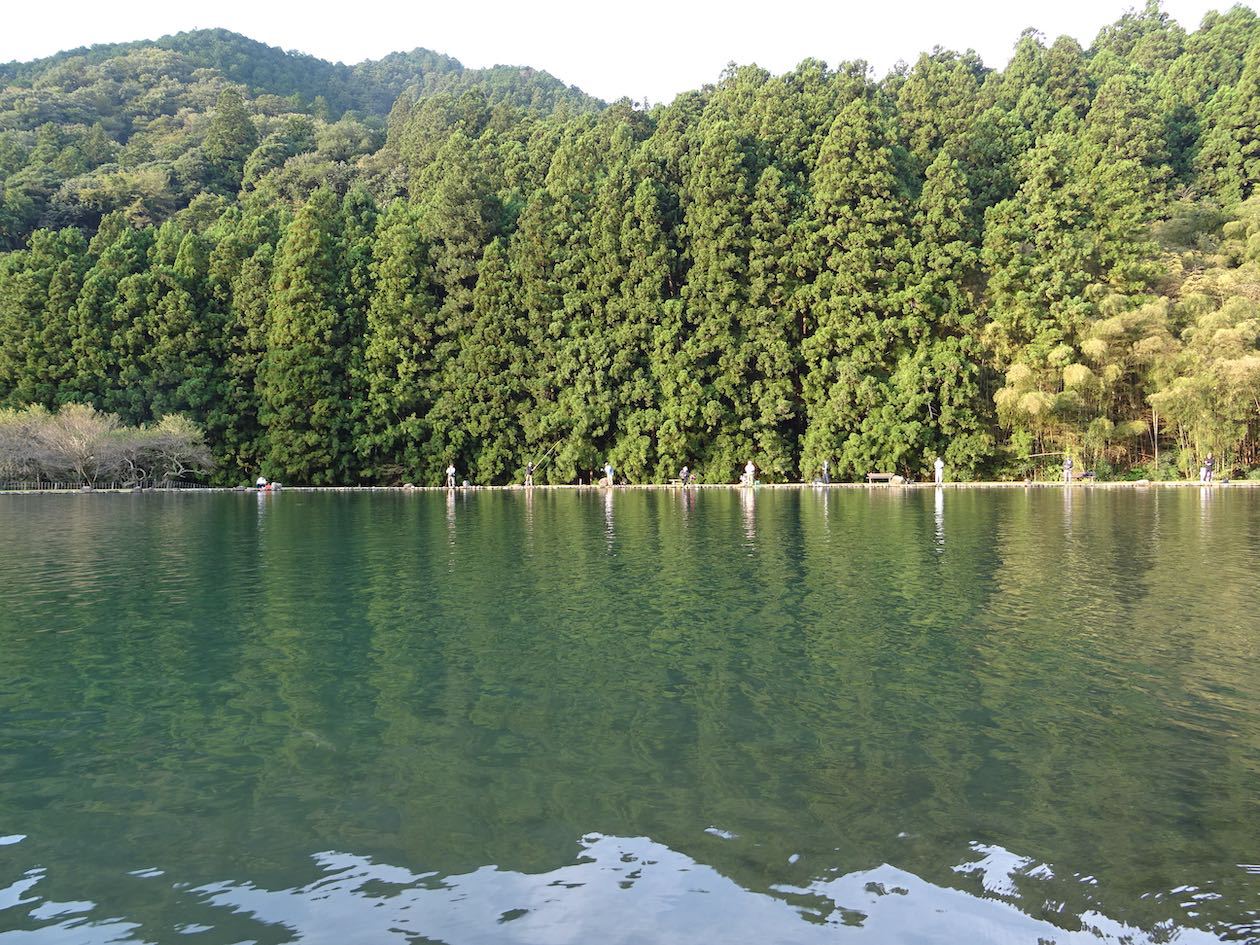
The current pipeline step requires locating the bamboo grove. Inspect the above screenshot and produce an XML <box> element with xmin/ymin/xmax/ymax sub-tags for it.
<box><xmin>2</xmin><ymin>5</ymin><xmax>1260</xmax><ymax>484</ymax></box>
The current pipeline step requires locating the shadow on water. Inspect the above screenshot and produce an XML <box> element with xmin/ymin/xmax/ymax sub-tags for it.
<box><xmin>0</xmin><ymin>489</ymin><xmax>1258</xmax><ymax>943</ymax></box>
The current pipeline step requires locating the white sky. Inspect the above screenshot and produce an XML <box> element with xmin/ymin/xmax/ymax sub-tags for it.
<box><xmin>0</xmin><ymin>0</ymin><xmax>1231</xmax><ymax>104</ymax></box>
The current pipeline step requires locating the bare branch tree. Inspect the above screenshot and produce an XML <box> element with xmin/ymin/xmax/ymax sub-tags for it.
<box><xmin>34</xmin><ymin>404</ymin><xmax>122</xmax><ymax>485</ymax></box>
<box><xmin>0</xmin><ymin>406</ymin><xmax>52</xmax><ymax>481</ymax></box>
<box><xmin>150</xmin><ymin>414</ymin><xmax>213</xmax><ymax>483</ymax></box>
<box><xmin>113</xmin><ymin>427</ymin><xmax>160</xmax><ymax>486</ymax></box>
<box><xmin>0</xmin><ymin>405</ymin><xmax>211</xmax><ymax>487</ymax></box>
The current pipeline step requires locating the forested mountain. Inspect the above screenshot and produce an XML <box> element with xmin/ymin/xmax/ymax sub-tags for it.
<box><xmin>0</xmin><ymin>29</ymin><xmax>467</xmax><ymax>115</ymax></box>
<box><xmin>0</xmin><ymin>29</ymin><xmax>598</xmax><ymax>245</ymax></box>
<box><xmin>3</xmin><ymin>4</ymin><xmax>1260</xmax><ymax>485</ymax></box>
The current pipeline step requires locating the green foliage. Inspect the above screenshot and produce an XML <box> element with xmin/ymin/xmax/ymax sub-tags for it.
<box><xmin>259</xmin><ymin>187</ymin><xmax>360</xmax><ymax>483</ymax></box>
<box><xmin>203</xmin><ymin>89</ymin><xmax>259</xmax><ymax>193</ymax></box>
<box><xmin>357</xmin><ymin>199</ymin><xmax>441</xmax><ymax>481</ymax></box>
<box><xmin>800</xmin><ymin>96</ymin><xmax>912</xmax><ymax>478</ymax></box>
<box><xmin>434</xmin><ymin>238</ymin><xmax>530</xmax><ymax>484</ymax></box>
<box><xmin>0</xmin><ymin>29</ymin><xmax>598</xmax><ymax>248</ymax></box>
<box><xmin>2</xmin><ymin>14</ymin><xmax>1260</xmax><ymax>483</ymax></box>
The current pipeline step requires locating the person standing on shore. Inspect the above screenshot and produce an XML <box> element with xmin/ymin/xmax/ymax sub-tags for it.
<box><xmin>1063</xmin><ymin>455</ymin><xmax>1073</xmax><ymax>484</ymax></box>
<box><xmin>934</xmin><ymin>456</ymin><xmax>945</xmax><ymax>485</ymax></box>
<box><xmin>1205</xmin><ymin>453</ymin><xmax>1215</xmax><ymax>482</ymax></box>
<box><xmin>525</xmin><ymin>461</ymin><xmax>535</xmax><ymax>488</ymax></box>
<box><xmin>679</xmin><ymin>464</ymin><xmax>691</xmax><ymax>486</ymax></box>
<box><xmin>743</xmin><ymin>459</ymin><xmax>756</xmax><ymax>486</ymax></box>
<box><xmin>822</xmin><ymin>459</ymin><xmax>830</xmax><ymax>485</ymax></box>
<box><xmin>445</xmin><ymin>463</ymin><xmax>456</xmax><ymax>488</ymax></box>
<box><xmin>604</xmin><ymin>461</ymin><xmax>614</xmax><ymax>486</ymax></box>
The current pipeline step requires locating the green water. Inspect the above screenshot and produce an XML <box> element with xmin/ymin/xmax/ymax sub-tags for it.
<box><xmin>0</xmin><ymin>487</ymin><xmax>1257</xmax><ymax>944</ymax></box>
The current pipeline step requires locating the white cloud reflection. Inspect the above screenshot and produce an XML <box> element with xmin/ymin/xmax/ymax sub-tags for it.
<box><xmin>185</xmin><ymin>835</ymin><xmax>1223</xmax><ymax>945</ymax></box>
<box><xmin>1</xmin><ymin>833</ymin><xmax>1231</xmax><ymax>945</ymax></box>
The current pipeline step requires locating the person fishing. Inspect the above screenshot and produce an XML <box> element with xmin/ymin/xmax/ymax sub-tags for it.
<box><xmin>527</xmin><ymin>440</ymin><xmax>561</xmax><ymax>487</ymax></box>
<box><xmin>679</xmin><ymin>464</ymin><xmax>691</xmax><ymax>486</ymax></box>
<box><xmin>445</xmin><ymin>462</ymin><xmax>456</xmax><ymax>489</ymax></box>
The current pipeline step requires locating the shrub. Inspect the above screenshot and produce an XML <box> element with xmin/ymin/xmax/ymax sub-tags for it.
<box><xmin>1155</xmin><ymin>453</ymin><xmax>1179</xmax><ymax>481</ymax></box>
<box><xmin>0</xmin><ymin>404</ymin><xmax>212</xmax><ymax>485</ymax></box>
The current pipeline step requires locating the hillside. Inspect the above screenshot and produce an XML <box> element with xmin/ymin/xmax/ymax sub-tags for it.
<box><xmin>0</xmin><ymin>28</ymin><xmax>600</xmax><ymax>246</ymax></box>
<box><xmin>2</xmin><ymin>5</ymin><xmax>1260</xmax><ymax>486</ymax></box>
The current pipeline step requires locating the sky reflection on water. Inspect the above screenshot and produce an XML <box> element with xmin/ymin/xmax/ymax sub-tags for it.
<box><xmin>0</xmin><ymin>833</ymin><xmax>1234</xmax><ymax>944</ymax></box>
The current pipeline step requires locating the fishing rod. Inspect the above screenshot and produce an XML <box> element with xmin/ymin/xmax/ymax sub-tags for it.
<box><xmin>531</xmin><ymin>439</ymin><xmax>563</xmax><ymax>470</ymax></box>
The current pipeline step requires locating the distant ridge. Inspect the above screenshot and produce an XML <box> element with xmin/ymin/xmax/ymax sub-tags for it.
<box><xmin>0</xmin><ymin>27</ymin><xmax>602</xmax><ymax>120</ymax></box>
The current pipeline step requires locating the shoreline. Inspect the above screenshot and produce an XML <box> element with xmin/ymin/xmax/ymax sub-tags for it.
<box><xmin>2</xmin><ymin>480</ymin><xmax>1255</xmax><ymax>495</ymax></box>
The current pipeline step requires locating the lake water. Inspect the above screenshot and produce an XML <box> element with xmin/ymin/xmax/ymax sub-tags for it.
<box><xmin>0</xmin><ymin>487</ymin><xmax>1257</xmax><ymax>944</ymax></box>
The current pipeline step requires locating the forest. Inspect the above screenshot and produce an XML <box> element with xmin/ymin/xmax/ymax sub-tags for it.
<box><xmin>1</xmin><ymin>5</ymin><xmax>1259</xmax><ymax>485</ymax></box>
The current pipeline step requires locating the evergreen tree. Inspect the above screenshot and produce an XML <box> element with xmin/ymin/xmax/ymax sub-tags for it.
<box><xmin>1044</xmin><ymin>36</ymin><xmax>1092</xmax><ymax>119</ymax></box>
<box><xmin>744</xmin><ymin>165</ymin><xmax>804</xmax><ymax>478</ymax></box>
<box><xmin>588</xmin><ymin>125</ymin><xmax>659</xmax><ymax>481</ymax></box>
<box><xmin>339</xmin><ymin>185</ymin><xmax>379</xmax><ymax>477</ymax></box>
<box><xmin>510</xmin><ymin>118</ymin><xmax>605</xmax><ymax>482</ymax></box>
<box><xmin>154</xmin><ymin>232</ymin><xmax>217</xmax><ymax>419</ymax></box>
<box><xmin>904</xmin><ymin>151</ymin><xmax>993</xmax><ymax>476</ymax></box>
<box><xmin>358</xmin><ymin>200</ymin><xmax>442</xmax><ymax>482</ymax></box>
<box><xmin>68</xmin><ymin>219</ymin><xmax>153</xmax><ymax>408</ymax></box>
<box><xmin>413</xmin><ymin>132</ymin><xmax>502</xmax><ymax>473</ymax></box>
<box><xmin>203</xmin><ymin>88</ymin><xmax>259</xmax><ymax>194</ymax></box>
<box><xmin>669</xmin><ymin>117</ymin><xmax>754</xmax><ymax>479</ymax></box>
<box><xmin>615</xmin><ymin>175</ymin><xmax>677</xmax><ymax>480</ymax></box>
<box><xmin>0</xmin><ymin>228</ymin><xmax>87</xmax><ymax>408</ymax></box>
<box><xmin>435</xmin><ymin>238</ymin><xmax>529</xmax><ymax>484</ymax></box>
<box><xmin>213</xmin><ymin>207</ymin><xmax>282</xmax><ymax>480</ymax></box>
<box><xmin>896</xmin><ymin>50</ymin><xmax>984</xmax><ymax>172</ymax></box>
<box><xmin>800</xmin><ymin>97</ymin><xmax>912</xmax><ymax>478</ymax></box>
<box><xmin>259</xmin><ymin>187</ymin><xmax>354</xmax><ymax>483</ymax></box>
<box><xmin>543</xmin><ymin>118</ymin><xmax>622</xmax><ymax>481</ymax></box>
<box><xmin>1195</xmin><ymin>40</ymin><xmax>1260</xmax><ymax>202</ymax></box>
